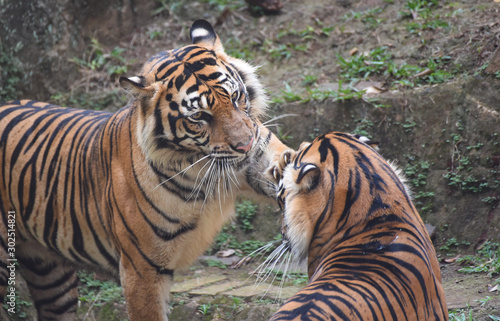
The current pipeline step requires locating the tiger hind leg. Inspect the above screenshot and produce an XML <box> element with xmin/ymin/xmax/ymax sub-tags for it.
<box><xmin>17</xmin><ymin>242</ymin><xmax>78</xmax><ymax>321</ymax></box>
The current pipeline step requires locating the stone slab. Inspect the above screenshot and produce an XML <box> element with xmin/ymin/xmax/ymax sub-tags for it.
<box><xmin>189</xmin><ymin>280</ymin><xmax>248</xmax><ymax>295</ymax></box>
<box><xmin>223</xmin><ymin>283</ymin><xmax>303</xmax><ymax>299</ymax></box>
<box><xmin>171</xmin><ymin>275</ymin><xmax>227</xmax><ymax>293</ymax></box>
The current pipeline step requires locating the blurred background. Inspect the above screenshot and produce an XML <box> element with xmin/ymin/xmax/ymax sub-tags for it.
<box><xmin>1</xmin><ymin>0</ymin><xmax>500</xmax><ymax>320</ymax></box>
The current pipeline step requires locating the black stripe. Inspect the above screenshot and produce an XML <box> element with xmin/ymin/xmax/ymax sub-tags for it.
<box><xmin>26</xmin><ymin>269</ymin><xmax>75</xmax><ymax>291</ymax></box>
<box><xmin>137</xmin><ymin>203</ymin><xmax>197</xmax><ymax>241</ymax></box>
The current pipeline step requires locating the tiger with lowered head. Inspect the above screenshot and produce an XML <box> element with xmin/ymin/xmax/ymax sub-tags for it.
<box><xmin>0</xmin><ymin>20</ymin><xmax>287</xmax><ymax>320</ymax></box>
<box><xmin>266</xmin><ymin>132</ymin><xmax>448</xmax><ymax>321</ymax></box>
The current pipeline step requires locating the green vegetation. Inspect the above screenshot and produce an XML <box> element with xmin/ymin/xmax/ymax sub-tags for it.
<box><xmin>351</xmin><ymin>118</ymin><xmax>374</xmax><ymax>139</ymax></box>
<box><xmin>403</xmin><ymin>157</ymin><xmax>434</xmax><ymax>214</ymax></box>
<box><xmin>447</xmin><ymin>243</ymin><xmax>500</xmax><ymax>320</ymax></box>
<box><xmin>203</xmin><ymin>258</ymin><xmax>228</xmax><ymax>269</ymax></box>
<box><xmin>51</xmin><ymin>38</ymin><xmax>130</xmax><ymax>110</ymax></box>
<box><xmin>404</xmin><ymin>159</ymin><xmax>431</xmax><ymax>188</ymax></box>
<box><xmin>236</xmin><ymin>200</ymin><xmax>258</xmax><ymax>232</ymax></box>
<box><xmin>337</xmin><ymin>46</ymin><xmax>454</xmax><ymax>88</ymax></box>
<box><xmin>198</xmin><ymin>303</ymin><xmax>212</xmax><ymax>315</ymax></box>
<box><xmin>343</xmin><ymin>7</ymin><xmax>385</xmax><ymax>28</ymax></box>
<box><xmin>78</xmin><ymin>271</ymin><xmax>124</xmax><ymax>307</ymax></box>
<box><xmin>272</xmin><ymin>270</ymin><xmax>308</xmax><ymax>286</ymax></box>
<box><xmin>209</xmin><ymin>200</ymin><xmax>278</xmax><ymax>258</ymax></box>
<box><xmin>199</xmin><ymin>0</ymin><xmax>245</xmax><ymax>12</ymax></box>
<box><xmin>69</xmin><ymin>38</ymin><xmax>129</xmax><ymax>79</ymax></box>
<box><xmin>2</xmin><ymin>292</ymin><xmax>32</xmax><ymax>319</ymax></box>
<box><xmin>439</xmin><ymin>238</ymin><xmax>471</xmax><ymax>254</ymax></box>
<box><xmin>457</xmin><ymin>242</ymin><xmax>500</xmax><ymax>280</ymax></box>
<box><xmin>400</xmin><ymin>0</ymin><xmax>449</xmax><ymax>34</ymax></box>
<box><xmin>0</xmin><ymin>41</ymin><xmax>22</xmax><ymax>101</ymax></box>
<box><xmin>442</xmin><ymin>126</ymin><xmax>499</xmax><ymax>194</ymax></box>
<box><xmin>270</xmin><ymin>80</ymin><xmax>366</xmax><ymax>108</ymax></box>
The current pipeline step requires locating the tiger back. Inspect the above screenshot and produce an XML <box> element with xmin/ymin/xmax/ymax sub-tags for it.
<box><xmin>267</xmin><ymin>132</ymin><xmax>448</xmax><ymax>321</ymax></box>
<box><xmin>0</xmin><ymin>20</ymin><xmax>287</xmax><ymax>321</ymax></box>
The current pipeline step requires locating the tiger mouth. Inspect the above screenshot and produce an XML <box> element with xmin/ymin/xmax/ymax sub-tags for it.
<box><xmin>212</xmin><ymin>155</ymin><xmax>250</xmax><ymax>168</ymax></box>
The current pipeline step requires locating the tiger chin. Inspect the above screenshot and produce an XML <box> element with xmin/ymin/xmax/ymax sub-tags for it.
<box><xmin>266</xmin><ymin>132</ymin><xmax>448</xmax><ymax>321</ymax></box>
<box><xmin>0</xmin><ymin>20</ymin><xmax>287</xmax><ymax>321</ymax></box>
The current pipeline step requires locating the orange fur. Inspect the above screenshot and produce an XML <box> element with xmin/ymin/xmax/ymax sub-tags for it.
<box><xmin>268</xmin><ymin>132</ymin><xmax>447</xmax><ymax>321</ymax></box>
<box><xmin>0</xmin><ymin>20</ymin><xmax>287</xmax><ymax>320</ymax></box>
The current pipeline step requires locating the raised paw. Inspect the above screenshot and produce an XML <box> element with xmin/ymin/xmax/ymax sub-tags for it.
<box><xmin>267</xmin><ymin>148</ymin><xmax>296</xmax><ymax>184</ymax></box>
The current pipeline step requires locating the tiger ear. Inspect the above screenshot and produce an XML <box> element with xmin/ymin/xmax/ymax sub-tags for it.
<box><xmin>353</xmin><ymin>134</ymin><xmax>380</xmax><ymax>150</ymax></box>
<box><xmin>295</xmin><ymin>163</ymin><xmax>320</xmax><ymax>191</ymax></box>
<box><xmin>190</xmin><ymin>19</ymin><xmax>224</xmax><ymax>53</ymax></box>
<box><xmin>119</xmin><ymin>76</ymin><xmax>155</xmax><ymax>99</ymax></box>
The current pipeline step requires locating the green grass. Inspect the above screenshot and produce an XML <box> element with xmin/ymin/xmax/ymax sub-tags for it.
<box><xmin>69</xmin><ymin>38</ymin><xmax>129</xmax><ymax>79</ymax></box>
<box><xmin>236</xmin><ymin>200</ymin><xmax>258</xmax><ymax>233</ymax></box>
<box><xmin>78</xmin><ymin>271</ymin><xmax>124</xmax><ymax>307</ymax></box>
<box><xmin>457</xmin><ymin>242</ymin><xmax>500</xmax><ymax>280</ymax></box>
<box><xmin>337</xmin><ymin>46</ymin><xmax>454</xmax><ymax>88</ymax></box>
<box><xmin>449</xmin><ymin>307</ymin><xmax>500</xmax><ymax>321</ymax></box>
<box><xmin>343</xmin><ymin>7</ymin><xmax>385</xmax><ymax>28</ymax></box>
<box><xmin>0</xmin><ymin>41</ymin><xmax>22</xmax><ymax>101</ymax></box>
<box><xmin>203</xmin><ymin>258</ymin><xmax>228</xmax><ymax>269</ymax></box>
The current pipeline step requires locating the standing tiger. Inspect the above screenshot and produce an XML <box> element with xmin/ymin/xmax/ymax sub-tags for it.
<box><xmin>0</xmin><ymin>20</ymin><xmax>287</xmax><ymax>320</ymax></box>
<box><xmin>266</xmin><ymin>132</ymin><xmax>448</xmax><ymax>321</ymax></box>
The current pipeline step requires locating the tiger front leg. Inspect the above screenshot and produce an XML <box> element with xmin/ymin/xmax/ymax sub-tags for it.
<box><xmin>120</xmin><ymin>256</ymin><xmax>173</xmax><ymax>321</ymax></box>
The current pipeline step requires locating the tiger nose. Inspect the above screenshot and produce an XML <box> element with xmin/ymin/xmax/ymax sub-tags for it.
<box><xmin>234</xmin><ymin>136</ymin><xmax>254</xmax><ymax>154</ymax></box>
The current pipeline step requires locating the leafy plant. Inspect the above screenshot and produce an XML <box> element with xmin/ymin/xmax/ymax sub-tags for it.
<box><xmin>0</xmin><ymin>41</ymin><xmax>22</xmax><ymax>101</ymax></box>
<box><xmin>199</xmin><ymin>0</ymin><xmax>245</xmax><ymax>11</ymax></box>
<box><xmin>78</xmin><ymin>271</ymin><xmax>124</xmax><ymax>307</ymax></box>
<box><xmin>69</xmin><ymin>38</ymin><xmax>129</xmax><ymax>79</ymax></box>
<box><xmin>343</xmin><ymin>7</ymin><xmax>385</xmax><ymax>28</ymax></box>
<box><xmin>404</xmin><ymin>159</ymin><xmax>431</xmax><ymax>188</ymax></box>
<box><xmin>280</xmin><ymin>82</ymin><xmax>302</xmax><ymax>102</ymax></box>
<box><xmin>198</xmin><ymin>303</ymin><xmax>212</xmax><ymax>315</ymax></box>
<box><xmin>203</xmin><ymin>258</ymin><xmax>228</xmax><ymax>269</ymax></box>
<box><xmin>301</xmin><ymin>75</ymin><xmax>318</xmax><ymax>87</ymax></box>
<box><xmin>236</xmin><ymin>200</ymin><xmax>258</xmax><ymax>232</ymax></box>
<box><xmin>2</xmin><ymin>291</ymin><xmax>32</xmax><ymax>319</ymax></box>
<box><xmin>401</xmin><ymin>0</ymin><xmax>439</xmax><ymax>20</ymax></box>
<box><xmin>439</xmin><ymin>238</ymin><xmax>470</xmax><ymax>254</ymax></box>
<box><xmin>457</xmin><ymin>242</ymin><xmax>500</xmax><ymax>279</ymax></box>
<box><xmin>337</xmin><ymin>46</ymin><xmax>392</xmax><ymax>80</ymax></box>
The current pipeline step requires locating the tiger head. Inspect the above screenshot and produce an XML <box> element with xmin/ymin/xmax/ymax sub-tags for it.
<box><xmin>119</xmin><ymin>20</ymin><xmax>266</xmax><ymax>166</ymax></box>
<box><xmin>268</xmin><ymin>133</ymin><xmax>413</xmax><ymax>266</ymax></box>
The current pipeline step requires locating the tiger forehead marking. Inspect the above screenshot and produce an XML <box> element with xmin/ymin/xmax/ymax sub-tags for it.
<box><xmin>145</xmin><ymin>47</ymin><xmax>247</xmax><ymax>115</ymax></box>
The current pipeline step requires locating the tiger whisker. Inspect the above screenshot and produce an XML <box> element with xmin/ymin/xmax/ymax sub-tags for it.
<box><xmin>235</xmin><ymin>241</ymin><xmax>279</xmax><ymax>271</ymax></box>
<box><xmin>255</xmin><ymin>244</ymin><xmax>289</xmax><ymax>299</ymax></box>
<box><xmin>228</xmin><ymin>161</ymin><xmax>241</xmax><ymax>188</ymax></box>
<box><xmin>262</xmin><ymin>114</ymin><xmax>298</xmax><ymax>126</ymax></box>
<box><xmin>203</xmin><ymin>162</ymin><xmax>216</xmax><ymax>207</ymax></box>
<box><xmin>187</xmin><ymin>156</ymin><xmax>214</xmax><ymax>202</ymax></box>
<box><xmin>195</xmin><ymin>159</ymin><xmax>216</xmax><ymax>205</ymax></box>
<box><xmin>258</xmin><ymin>124</ymin><xmax>280</xmax><ymax>130</ymax></box>
<box><xmin>254</xmin><ymin>243</ymin><xmax>288</xmax><ymax>285</ymax></box>
<box><xmin>191</xmin><ymin>159</ymin><xmax>213</xmax><ymax>200</ymax></box>
<box><xmin>154</xmin><ymin>154</ymin><xmax>211</xmax><ymax>189</ymax></box>
<box><xmin>277</xmin><ymin>251</ymin><xmax>293</xmax><ymax>302</ymax></box>
<box><xmin>217</xmin><ymin>164</ymin><xmax>224</xmax><ymax>219</ymax></box>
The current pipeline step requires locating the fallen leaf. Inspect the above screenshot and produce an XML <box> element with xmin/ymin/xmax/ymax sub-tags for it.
<box><xmin>365</xmin><ymin>86</ymin><xmax>384</xmax><ymax>94</ymax></box>
<box><xmin>217</xmin><ymin>249</ymin><xmax>236</xmax><ymax>258</ymax></box>
<box><xmin>488</xmin><ymin>284</ymin><xmax>498</xmax><ymax>292</ymax></box>
<box><xmin>443</xmin><ymin>255</ymin><xmax>460</xmax><ymax>264</ymax></box>
<box><xmin>349</xmin><ymin>47</ymin><xmax>358</xmax><ymax>56</ymax></box>
<box><xmin>414</xmin><ymin>68</ymin><xmax>433</xmax><ymax>78</ymax></box>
